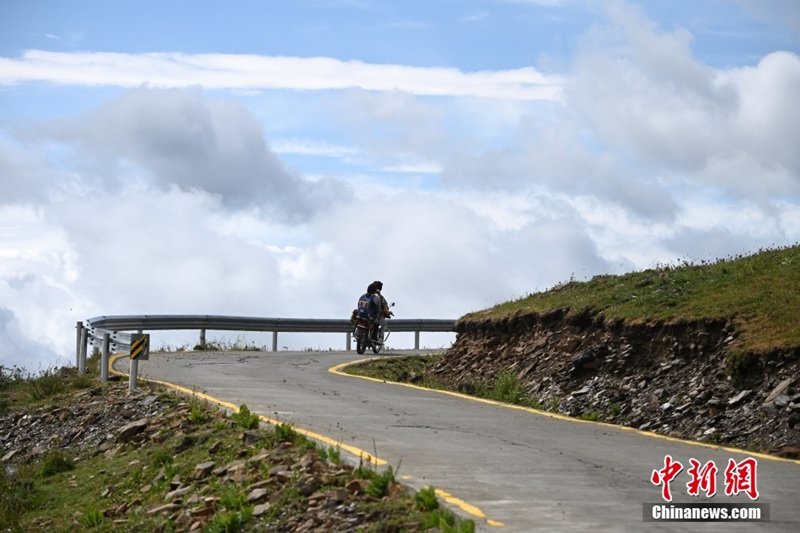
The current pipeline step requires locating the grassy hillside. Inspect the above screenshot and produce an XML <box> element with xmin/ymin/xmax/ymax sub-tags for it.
<box><xmin>463</xmin><ymin>245</ymin><xmax>800</xmax><ymax>354</ymax></box>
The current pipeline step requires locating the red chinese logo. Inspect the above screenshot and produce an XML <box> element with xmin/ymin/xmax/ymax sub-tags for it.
<box><xmin>652</xmin><ymin>456</ymin><xmax>759</xmax><ymax>502</ymax></box>
<box><xmin>686</xmin><ymin>458</ymin><xmax>718</xmax><ymax>497</ymax></box>
<box><xmin>651</xmin><ymin>455</ymin><xmax>683</xmax><ymax>502</ymax></box>
<box><xmin>724</xmin><ymin>458</ymin><xmax>759</xmax><ymax>500</ymax></box>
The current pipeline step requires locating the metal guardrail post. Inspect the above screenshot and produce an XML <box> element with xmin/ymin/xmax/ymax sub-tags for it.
<box><xmin>199</xmin><ymin>329</ymin><xmax>206</xmax><ymax>347</ymax></box>
<box><xmin>76</xmin><ymin>321</ymin><xmax>83</xmax><ymax>367</ymax></box>
<box><xmin>272</xmin><ymin>331</ymin><xmax>278</xmax><ymax>351</ymax></box>
<box><xmin>346</xmin><ymin>332</ymin><xmax>351</xmax><ymax>351</ymax></box>
<box><xmin>129</xmin><ymin>329</ymin><xmax>142</xmax><ymax>392</ymax></box>
<box><xmin>129</xmin><ymin>358</ymin><xmax>138</xmax><ymax>393</ymax></box>
<box><xmin>78</xmin><ymin>327</ymin><xmax>88</xmax><ymax>375</ymax></box>
<box><xmin>101</xmin><ymin>333</ymin><xmax>110</xmax><ymax>382</ymax></box>
<box><xmin>414</xmin><ymin>331</ymin><xmax>420</xmax><ymax>350</ymax></box>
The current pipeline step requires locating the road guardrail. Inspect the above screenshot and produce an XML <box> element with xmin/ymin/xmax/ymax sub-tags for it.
<box><xmin>74</xmin><ymin>314</ymin><xmax>456</xmax><ymax>379</ymax></box>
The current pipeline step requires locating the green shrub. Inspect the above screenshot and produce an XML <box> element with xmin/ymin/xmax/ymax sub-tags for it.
<box><xmin>0</xmin><ymin>365</ymin><xmax>25</xmax><ymax>391</ymax></box>
<box><xmin>354</xmin><ymin>461</ymin><xmax>377</xmax><ymax>481</ymax></box>
<box><xmin>274</xmin><ymin>423</ymin><xmax>298</xmax><ymax>442</ymax></box>
<box><xmin>414</xmin><ymin>486</ymin><xmax>439</xmax><ymax>511</ymax></box>
<box><xmin>38</xmin><ymin>450</ymin><xmax>75</xmax><ymax>478</ymax></box>
<box><xmin>424</xmin><ymin>507</ymin><xmax>476</xmax><ymax>533</ymax></box>
<box><xmin>209</xmin><ymin>488</ymin><xmax>254</xmax><ymax>533</ymax></box>
<box><xmin>76</xmin><ymin>507</ymin><xmax>103</xmax><ymax>527</ymax></box>
<box><xmin>207</xmin><ymin>509</ymin><xmax>253</xmax><ymax>533</ymax></box>
<box><xmin>219</xmin><ymin>487</ymin><xmax>248</xmax><ymax>511</ymax></box>
<box><xmin>493</xmin><ymin>370</ymin><xmax>523</xmax><ymax>404</ymax></box>
<box><xmin>152</xmin><ymin>447</ymin><xmax>174</xmax><ymax>467</ymax></box>
<box><xmin>366</xmin><ymin>465</ymin><xmax>397</xmax><ymax>498</ymax></box>
<box><xmin>0</xmin><ymin>464</ymin><xmax>39</xmax><ymax>528</ymax></box>
<box><xmin>27</xmin><ymin>369</ymin><xmax>66</xmax><ymax>400</ymax></box>
<box><xmin>231</xmin><ymin>404</ymin><xmax>260</xmax><ymax>429</ymax></box>
<box><xmin>70</xmin><ymin>372</ymin><xmax>94</xmax><ymax>390</ymax></box>
<box><xmin>320</xmin><ymin>445</ymin><xmax>342</xmax><ymax>466</ymax></box>
<box><xmin>194</xmin><ymin>342</ymin><xmax>221</xmax><ymax>351</ymax></box>
<box><xmin>190</xmin><ymin>404</ymin><xmax>207</xmax><ymax>424</ymax></box>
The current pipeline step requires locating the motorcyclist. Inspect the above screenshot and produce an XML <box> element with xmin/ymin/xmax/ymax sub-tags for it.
<box><xmin>371</xmin><ymin>280</ymin><xmax>393</xmax><ymax>343</ymax></box>
<box><xmin>355</xmin><ymin>282</ymin><xmax>379</xmax><ymax>326</ymax></box>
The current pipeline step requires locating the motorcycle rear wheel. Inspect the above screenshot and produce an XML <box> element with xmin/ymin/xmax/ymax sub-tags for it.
<box><xmin>356</xmin><ymin>332</ymin><xmax>367</xmax><ymax>354</ymax></box>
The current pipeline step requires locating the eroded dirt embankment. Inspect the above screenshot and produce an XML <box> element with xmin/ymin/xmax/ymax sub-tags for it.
<box><xmin>432</xmin><ymin>310</ymin><xmax>800</xmax><ymax>457</ymax></box>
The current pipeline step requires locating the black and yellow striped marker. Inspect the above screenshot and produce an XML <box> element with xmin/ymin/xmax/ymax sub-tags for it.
<box><xmin>130</xmin><ymin>333</ymin><xmax>150</xmax><ymax>360</ymax></box>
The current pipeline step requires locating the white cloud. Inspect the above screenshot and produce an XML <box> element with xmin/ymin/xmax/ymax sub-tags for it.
<box><xmin>270</xmin><ymin>138</ymin><xmax>360</xmax><ymax>158</ymax></box>
<box><xmin>460</xmin><ymin>12</ymin><xmax>489</xmax><ymax>23</ymax></box>
<box><xmin>12</xmin><ymin>87</ymin><xmax>353</xmax><ymax>221</ymax></box>
<box><xmin>725</xmin><ymin>52</ymin><xmax>800</xmax><ymax>183</ymax></box>
<box><xmin>1</xmin><ymin>0</ymin><xmax>799</xmax><ymax>373</ymax></box>
<box><xmin>0</xmin><ymin>132</ymin><xmax>60</xmax><ymax>204</ymax></box>
<box><xmin>0</xmin><ymin>50</ymin><xmax>564</xmax><ymax>101</ymax></box>
<box><xmin>565</xmin><ymin>4</ymin><xmax>800</xmax><ymax>201</ymax></box>
<box><xmin>379</xmin><ymin>163</ymin><xmax>441</xmax><ymax>174</ymax></box>
<box><xmin>0</xmin><ymin>206</ymin><xmax>85</xmax><ymax>369</ymax></box>
<box><xmin>336</xmin><ymin>89</ymin><xmax>457</xmax><ymax>169</ymax></box>
<box><xmin>0</xmin><ymin>305</ymin><xmax>67</xmax><ymax>371</ymax></box>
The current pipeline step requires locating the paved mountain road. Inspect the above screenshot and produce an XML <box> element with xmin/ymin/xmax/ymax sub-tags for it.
<box><xmin>115</xmin><ymin>350</ymin><xmax>800</xmax><ymax>532</ymax></box>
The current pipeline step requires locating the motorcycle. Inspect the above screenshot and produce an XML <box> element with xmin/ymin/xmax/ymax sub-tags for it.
<box><xmin>351</xmin><ymin>303</ymin><xmax>394</xmax><ymax>354</ymax></box>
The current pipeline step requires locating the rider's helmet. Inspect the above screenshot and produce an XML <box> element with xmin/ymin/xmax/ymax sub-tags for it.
<box><xmin>373</xmin><ymin>280</ymin><xmax>383</xmax><ymax>291</ymax></box>
<box><xmin>367</xmin><ymin>282</ymin><xmax>377</xmax><ymax>294</ymax></box>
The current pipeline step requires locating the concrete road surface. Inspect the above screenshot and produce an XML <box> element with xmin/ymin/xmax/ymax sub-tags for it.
<box><xmin>113</xmin><ymin>350</ymin><xmax>800</xmax><ymax>532</ymax></box>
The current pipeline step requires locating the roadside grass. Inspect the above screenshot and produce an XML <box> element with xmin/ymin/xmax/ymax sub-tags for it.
<box><xmin>346</xmin><ymin>354</ymin><xmax>446</xmax><ymax>388</ymax></box>
<box><xmin>0</xmin><ymin>357</ymin><xmax>98</xmax><ymax>416</ymax></box>
<box><xmin>192</xmin><ymin>334</ymin><xmax>266</xmax><ymax>352</ymax></box>
<box><xmin>466</xmin><ymin>244</ymin><xmax>800</xmax><ymax>355</ymax></box>
<box><xmin>0</xmin><ymin>365</ymin><xmax>475</xmax><ymax>532</ymax></box>
<box><xmin>345</xmin><ymin>356</ymin><xmax>544</xmax><ymax>411</ymax></box>
<box><xmin>161</xmin><ymin>335</ymin><xmax>341</xmax><ymax>353</ymax></box>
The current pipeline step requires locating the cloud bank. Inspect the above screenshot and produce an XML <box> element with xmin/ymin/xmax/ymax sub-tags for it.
<box><xmin>0</xmin><ymin>51</ymin><xmax>564</xmax><ymax>101</ymax></box>
<box><xmin>1</xmin><ymin>2</ymin><xmax>799</xmax><ymax>372</ymax></box>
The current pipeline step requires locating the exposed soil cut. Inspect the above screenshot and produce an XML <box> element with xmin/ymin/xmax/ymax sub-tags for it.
<box><xmin>431</xmin><ymin>310</ymin><xmax>800</xmax><ymax>458</ymax></box>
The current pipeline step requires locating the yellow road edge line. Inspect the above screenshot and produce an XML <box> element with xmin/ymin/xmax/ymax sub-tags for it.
<box><xmin>109</xmin><ymin>354</ymin><xmax>386</xmax><ymax>466</ymax></box>
<box><xmin>434</xmin><ymin>489</ymin><xmax>505</xmax><ymax>527</ymax></box>
<box><xmin>330</xmin><ymin>356</ymin><xmax>800</xmax><ymax>466</ymax></box>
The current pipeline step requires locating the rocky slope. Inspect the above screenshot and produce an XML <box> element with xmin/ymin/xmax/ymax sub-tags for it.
<box><xmin>432</xmin><ymin>310</ymin><xmax>800</xmax><ymax>458</ymax></box>
<box><xmin>0</xmin><ymin>374</ymin><xmax>455</xmax><ymax>532</ymax></box>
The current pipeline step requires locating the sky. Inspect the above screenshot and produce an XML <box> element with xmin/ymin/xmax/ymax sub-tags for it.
<box><xmin>1</xmin><ymin>0</ymin><xmax>799</xmax><ymax>371</ymax></box>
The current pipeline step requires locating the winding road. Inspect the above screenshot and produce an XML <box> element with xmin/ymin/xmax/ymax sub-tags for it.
<box><xmin>113</xmin><ymin>350</ymin><xmax>800</xmax><ymax>532</ymax></box>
